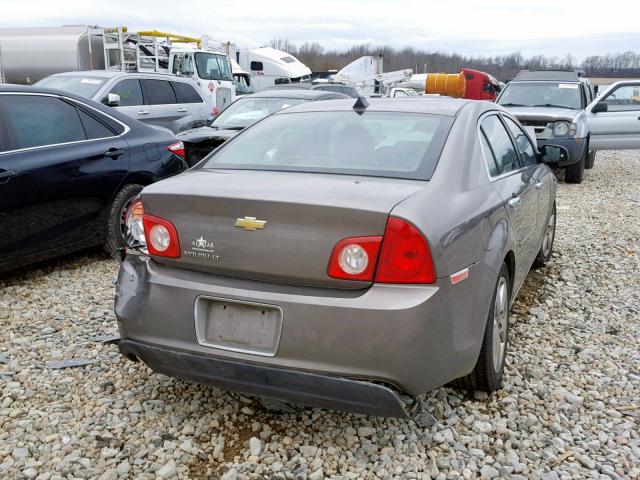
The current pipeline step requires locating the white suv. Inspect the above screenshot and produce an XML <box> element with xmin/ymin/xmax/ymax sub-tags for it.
<box><xmin>36</xmin><ymin>71</ymin><xmax>212</xmax><ymax>134</ymax></box>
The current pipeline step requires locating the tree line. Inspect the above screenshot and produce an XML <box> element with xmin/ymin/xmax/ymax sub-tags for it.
<box><xmin>268</xmin><ymin>39</ymin><xmax>640</xmax><ymax>80</ymax></box>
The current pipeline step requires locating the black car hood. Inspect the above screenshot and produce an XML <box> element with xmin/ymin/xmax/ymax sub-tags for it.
<box><xmin>177</xmin><ymin>127</ymin><xmax>241</xmax><ymax>144</ymax></box>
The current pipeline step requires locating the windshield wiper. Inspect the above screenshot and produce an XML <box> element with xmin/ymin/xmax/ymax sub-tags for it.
<box><xmin>222</xmin><ymin>126</ymin><xmax>245</xmax><ymax>131</ymax></box>
<box><xmin>499</xmin><ymin>102</ymin><xmax>526</xmax><ymax>107</ymax></box>
<box><xmin>531</xmin><ymin>104</ymin><xmax>575</xmax><ymax>109</ymax></box>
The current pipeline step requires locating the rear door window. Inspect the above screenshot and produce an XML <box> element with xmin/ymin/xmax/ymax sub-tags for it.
<box><xmin>0</xmin><ymin>95</ymin><xmax>86</xmax><ymax>150</ymax></box>
<box><xmin>480</xmin><ymin>115</ymin><xmax>521</xmax><ymax>175</ymax></box>
<box><xmin>108</xmin><ymin>79</ymin><xmax>144</xmax><ymax>107</ymax></box>
<box><xmin>172</xmin><ymin>82</ymin><xmax>203</xmax><ymax>104</ymax></box>
<box><xmin>479</xmin><ymin>129</ymin><xmax>499</xmax><ymax>177</ymax></box>
<box><xmin>503</xmin><ymin>116</ymin><xmax>538</xmax><ymax>167</ymax></box>
<box><xmin>142</xmin><ymin>79</ymin><xmax>177</xmax><ymax>105</ymax></box>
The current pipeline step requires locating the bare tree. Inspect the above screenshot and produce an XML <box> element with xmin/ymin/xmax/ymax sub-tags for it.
<box><xmin>268</xmin><ymin>39</ymin><xmax>640</xmax><ymax>80</ymax></box>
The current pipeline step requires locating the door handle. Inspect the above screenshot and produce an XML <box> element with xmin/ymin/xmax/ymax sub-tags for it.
<box><xmin>138</xmin><ymin>110</ymin><xmax>151</xmax><ymax>115</ymax></box>
<box><xmin>0</xmin><ymin>169</ymin><xmax>18</xmax><ymax>183</ymax></box>
<box><xmin>104</xmin><ymin>148</ymin><xmax>125</xmax><ymax>159</ymax></box>
<box><xmin>535</xmin><ymin>180</ymin><xmax>544</xmax><ymax>189</ymax></box>
<box><xmin>508</xmin><ymin>196</ymin><xmax>521</xmax><ymax>208</ymax></box>
<box><xmin>177</xmin><ymin>108</ymin><xmax>188</xmax><ymax>113</ymax></box>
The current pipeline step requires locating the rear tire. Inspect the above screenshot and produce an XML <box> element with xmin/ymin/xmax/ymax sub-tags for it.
<box><xmin>585</xmin><ymin>150</ymin><xmax>596</xmax><ymax>169</ymax></box>
<box><xmin>455</xmin><ymin>263</ymin><xmax>510</xmax><ymax>393</ymax></box>
<box><xmin>104</xmin><ymin>184</ymin><xmax>144</xmax><ymax>255</ymax></box>
<box><xmin>565</xmin><ymin>152</ymin><xmax>585</xmax><ymax>183</ymax></box>
<box><xmin>533</xmin><ymin>202</ymin><xmax>556</xmax><ymax>268</ymax></box>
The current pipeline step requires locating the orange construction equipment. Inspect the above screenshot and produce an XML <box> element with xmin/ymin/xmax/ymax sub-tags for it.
<box><xmin>425</xmin><ymin>72</ymin><xmax>466</xmax><ymax>98</ymax></box>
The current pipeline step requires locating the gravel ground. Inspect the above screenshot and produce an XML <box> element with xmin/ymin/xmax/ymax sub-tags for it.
<box><xmin>1</xmin><ymin>151</ymin><xmax>638</xmax><ymax>480</ymax></box>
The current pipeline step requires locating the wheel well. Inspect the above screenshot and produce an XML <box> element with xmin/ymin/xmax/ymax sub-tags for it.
<box><xmin>122</xmin><ymin>173</ymin><xmax>156</xmax><ymax>187</ymax></box>
<box><xmin>504</xmin><ymin>250</ymin><xmax>515</xmax><ymax>295</ymax></box>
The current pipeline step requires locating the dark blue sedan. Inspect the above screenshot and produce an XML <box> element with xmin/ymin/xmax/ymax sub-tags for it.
<box><xmin>0</xmin><ymin>85</ymin><xmax>187</xmax><ymax>271</ymax></box>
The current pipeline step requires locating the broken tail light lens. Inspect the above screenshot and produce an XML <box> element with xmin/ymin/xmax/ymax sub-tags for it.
<box><xmin>168</xmin><ymin>141</ymin><xmax>185</xmax><ymax>159</ymax></box>
<box><xmin>125</xmin><ymin>199</ymin><xmax>145</xmax><ymax>248</ymax></box>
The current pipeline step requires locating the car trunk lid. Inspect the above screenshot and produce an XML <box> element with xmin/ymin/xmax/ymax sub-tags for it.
<box><xmin>141</xmin><ymin>169</ymin><xmax>425</xmax><ymax>288</ymax></box>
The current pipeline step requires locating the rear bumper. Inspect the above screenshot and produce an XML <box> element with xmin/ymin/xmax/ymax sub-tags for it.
<box><xmin>537</xmin><ymin>137</ymin><xmax>588</xmax><ymax>167</ymax></box>
<box><xmin>119</xmin><ymin>338</ymin><xmax>409</xmax><ymax>417</ymax></box>
<box><xmin>115</xmin><ymin>254</ymin><xmax>495</xmax><ymax>413</ymax></box>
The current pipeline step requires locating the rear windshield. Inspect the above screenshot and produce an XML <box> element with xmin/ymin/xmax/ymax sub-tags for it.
<box><xmin>498</xmin><ymin>81</ymin><xmax>583</xmax><ymax>109</ymax></box>
<box><xmin>199</xmin><ymin>111</ymin><xmax>452</xmax><ymax>180</ymax></box>
<box><xmin>35</xmin><ymin>75</ymin><xmax>105</xmax><ymax>99</ymax></box>
<box><xmin>211</xmin><ymin>96</ymin><xmax>306</xmax><ymax>129</ymax></box>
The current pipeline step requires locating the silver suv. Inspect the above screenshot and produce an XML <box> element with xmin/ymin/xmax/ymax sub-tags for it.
<box><xmin>497</xmin><ymin>70</ymin><xmax>596</xmax><ymax>183</ymax></box>
<box><xmin>36</xmin><ymin>71</ymin><xmax>211</xmax><ymax>134</ymax></box>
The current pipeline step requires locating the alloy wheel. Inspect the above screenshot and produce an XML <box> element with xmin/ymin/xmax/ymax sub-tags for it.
<box><xmin>542</xmin><ymin>210</ymin><xmax>556</xmax><ymax>258</ymax></box>
<box><xmin>492</xmin><ymin>276</ymin><xmax>509</xmax><ymax>372</ymax></box>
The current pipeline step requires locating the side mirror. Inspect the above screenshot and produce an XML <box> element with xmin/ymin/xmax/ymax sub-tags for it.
<box><xmin>539</xmin><ymin>144</ymin><xmax>569</xmax><ymax>164</ymax></box>
<box><xmin>591</xmin><ymin>102</ymin><xmax>608</xmax><ymax>114</ymax></box>
<box><xmin>102</xmin><ymin>93</ymin><xmax>121</xmax><ymax>107</ymax></box>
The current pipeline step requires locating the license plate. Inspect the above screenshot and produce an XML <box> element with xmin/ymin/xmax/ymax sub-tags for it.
<box><xmin>194</xmin><ymin>296</ymin><xmax>283</xmax><ymax>356</ymax></box>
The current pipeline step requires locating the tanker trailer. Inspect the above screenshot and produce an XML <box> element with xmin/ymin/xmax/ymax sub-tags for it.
<box><xmin>0</xmin><ymin>26</ymin><xmax>107</xmax><ymax>84</ymax></box>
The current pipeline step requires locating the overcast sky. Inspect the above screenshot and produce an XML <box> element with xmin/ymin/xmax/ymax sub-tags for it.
<box><xmin>1</xmin><ymin>0</ymin><xmax>637</xmax><ymax>60</ymax></box>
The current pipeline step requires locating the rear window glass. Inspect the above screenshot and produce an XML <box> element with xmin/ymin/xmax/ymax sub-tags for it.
<box><xmin>199</xmin><ymin>111</ymin><xmax>452</xmax><ymax>180</ymax></box>
<box><xmin>211</xmin><ymin>97</ymin><xmax>306</xmax><ymax>129</ymax></box>
<box><xmin>172</xmin><ymin>81</ymin><xmax>203</xmax><ymax>103</ymax></box>
<box><xmin>35</xmin><ymin>75</ymin><xmax>105</xmax><ymax>99</ymax></box>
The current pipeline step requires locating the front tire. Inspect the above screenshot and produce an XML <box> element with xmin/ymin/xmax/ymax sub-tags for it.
<box><xmin>585</xmin><ymin>150</ymin><xmax>596</xmax><ymax>169</ymax></box>
<box><xmin>565</xmin><ymin>152</ymin><xmax>586</xmax><ymax>183</ymax></box>
<box><xmin>104</xmin><ymin>184</ymin><xmax>144</xmax><ymax>255</ymax></box>
<box><xmin>533</xmin><ymin>202</ymin><xmax>556</xmax><ymax>268</ymax></box>
<box><xmin>456</xmin><ymin>263</ymin><xmax>510</xmax><ymax>392</ymax></box>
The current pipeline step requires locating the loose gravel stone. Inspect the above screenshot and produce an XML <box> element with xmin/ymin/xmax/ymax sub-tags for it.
<box><xmin>0</xmin><ymin>151</ymin><xmax>638</xmax><ymax>479</ymax></box>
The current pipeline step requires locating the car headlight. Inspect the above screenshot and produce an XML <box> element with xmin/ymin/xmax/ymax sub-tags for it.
<box><xmin>553</xmin><ymin>122</ymin><xmax>577</xmax><ymax>137</ymax></box>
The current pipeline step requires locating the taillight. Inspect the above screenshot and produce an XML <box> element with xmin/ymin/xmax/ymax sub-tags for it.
<box><xmin>142</xmin><ymin>214</ymin><xmax>181</xmax><ymax>258</ymax></box>
<box><xmin>327</xmin><ymin>236</ymin><xmax>382</xmax><ymax>281</ymax></box>
<box><xmin>375</xmin><ymin>218</ymin><xmax>436</xmax><ymax>284</ymax></box>
<box><xmin>168</xmin><ymin>141</ymin><xmax>185</xmax><ymax>159</ymax></box>
<box><xmin>125</xmin><ymin>198</ymin><xmax>145</xmax><ymax>247</ymax></box>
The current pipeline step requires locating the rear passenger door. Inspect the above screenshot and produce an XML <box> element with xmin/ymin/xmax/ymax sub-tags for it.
<box><xmin>141</xmin><ymin>79</ymin><xmax>200</xmax><ymax>133</ymax></box>
<box><xmin>0</xmin><ymin>93</ymin><xmax>129</xmax><ymax>265</ymax></box>
<box><xmin>479</xmin><ymin>113</ymin><xmax>537</xmax><ymax>282</ymax></box>
<box><xmin>503</xmin><ymin>115</ymin><xmax>554</xmax><ymax>255</ymax></box>
<box><xmin>171</xmin><ymin>80</ymin><xmax>208</xmax><ymax>129</ymax></box>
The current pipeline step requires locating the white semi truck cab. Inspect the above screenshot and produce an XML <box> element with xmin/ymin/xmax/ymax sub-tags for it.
<box><xmin>237</xmin><ymin>47</ymin><xmax>312</xmax><ymax>91</ymax></box>
<box><xmin>168</xmin><ymin>47</ymin><xmax>235</xmax><ymax>114</ymax></box>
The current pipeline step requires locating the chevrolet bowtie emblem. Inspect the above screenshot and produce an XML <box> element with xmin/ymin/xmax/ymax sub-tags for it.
<box><xmin>234</xmin><ymin>216</ymin><xmax>267</xmax><ymax>231</ymax></box>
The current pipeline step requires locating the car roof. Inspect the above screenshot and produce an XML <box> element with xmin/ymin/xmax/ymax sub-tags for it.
<box><xmin>244</xmin><ymin>88</ymin><xmax>350</xmax><ymax>100</ymax></box>
<box><xmin>41</xmin><ymin>70</ymin><xmax>193</xmax><ymax>81</ymax></box>
<box><xmin>273</xmin><ymin>96</ymin><xmax>472</xmax><ymax>116</ymax></box>
<box><xmin>513</xmin><ymin>70</ymin><xmax>583</xmax><ymax>82</ymax></box>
